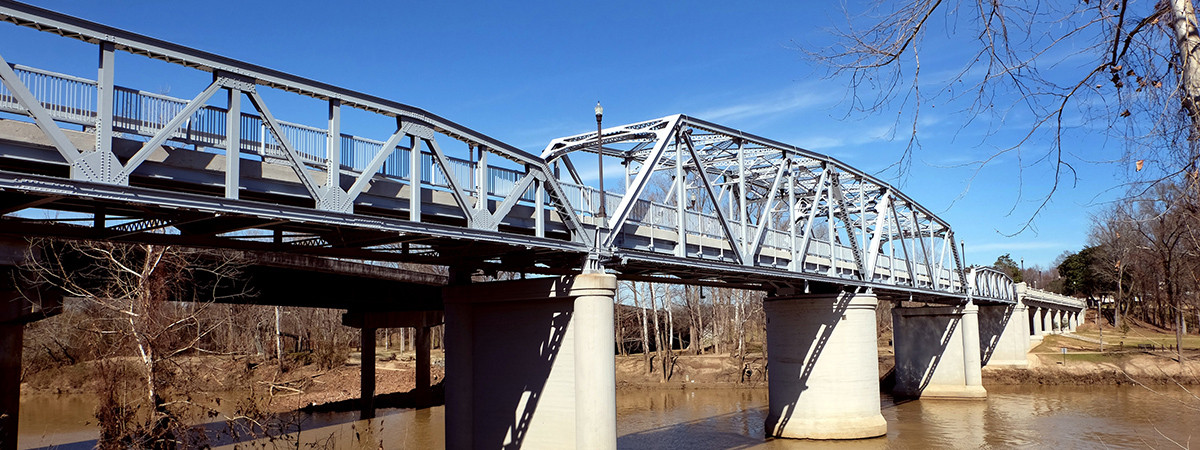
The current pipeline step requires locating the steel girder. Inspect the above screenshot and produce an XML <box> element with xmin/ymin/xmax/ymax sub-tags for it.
<box><xmin>543</xmin><ymin>115</ymin><xmax>1015</xmax><ymax>303</ymax></box>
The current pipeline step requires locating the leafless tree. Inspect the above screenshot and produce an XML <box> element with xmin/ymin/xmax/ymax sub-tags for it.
<box><xmin>22</xmin><ymin>240</ymin><xmax>253</xmax><ymax>448</ymax></box>
<box><xmin>815</xmin><ymin>0</ymin><xmax>1200</xmax><ymax>228</ymax></box>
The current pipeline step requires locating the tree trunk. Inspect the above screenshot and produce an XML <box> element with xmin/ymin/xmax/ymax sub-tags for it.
<box><xmin>1177</xmin><ymin>303</ymin><xmax>1185</xmax><ymax>364</ymax></box>
<box><xmin>667</xmin><ymin>299</ymin><xmax>674</xmax><ymax>351</ymax></box>
<box><xmin>1170</xmin><ymin>0</ymin><xmax>1200</xmax><ymax>143</ymax></box>
<box><xmin>635</xmin><ymin>283</ymin><xmax>651</xmax><ymax>374</ymax></box>
<box><xmin>686</xmin><ymin>287</ymin><xmax>699</xmax><ymax>355</ymax></box>
<box><xmin>696</xmin><ymin>289</ymin><xmax>705</xmax><ymax>355</ymax></box>
<box><xmin>616</xmin><ymin>302</ymin><xmax>627</xmax><ymax>356</ymax></box>
<box><xmin>650</xmin><ymin>285</ymin><xmax>665</xmax><ymax>381</ymax></box>
<box><xmin>275</xmin><ymin>306</ymin><xmax>284</xmax><ymax>368</ymax></box>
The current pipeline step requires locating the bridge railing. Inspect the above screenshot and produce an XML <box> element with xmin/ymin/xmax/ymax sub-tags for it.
<box><xmin>1016</xmin><ymin>283</ymin><xmax>1085</xmax><ymax>309</ymax></box>
<box><xmin>0</xmin><ymin>64</ymin><xmax>548</xmax><ymax>204</ymax></box>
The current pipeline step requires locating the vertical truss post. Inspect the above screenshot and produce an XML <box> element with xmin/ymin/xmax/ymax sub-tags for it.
<box><xmin>949</xmin><ymin>231</ymin><xmax>967</xmax><ymax>292</ymax></box>
<box><xmin>95</xmin><ymin>42</ymin><xmax>114</xmax><ymax>158</ymax></box>
<box><xmin>826</xmin><ymin>171</ymin><xmax>836</xmax><ymax>276</ymax></box>
<box><xmin>409</xmin><ymin>134</ymin><xmax>422</xmax><ymax>223</ymax></box>
<box><xmin>535</xmin><ymin>178</ymin><xmax>546</xmax><ymax>238</ymax></box>
<box><xmin>788</xmin><ymin>165</ymin><xmax>798</xmax><ymax>271</ymax></box>
<box><xmin>913</xmin><ymin>209</ymin><xmax>933</xmax><ymax>287</ymax></box>
<box><xmin>225</xmin><ymin>87</ymin><xmax>241</xmax><ymax>199</ymax></box>
<box><xmin>737</xmin><ymin>139</ymin><xmax>746</xmax><ymax>249</ymax></box>
<box><xmin>476</xmin><ymin>146</ymin><xmax>488</xmax><ymax>211</ymax></box>
<box><xmin>859</xmin><ymin>180</ymin><xmax>866</xmax><ymax>253</ymax></box>
<box><xmin>327</xmin><ymin>99</ymin><xmax>341</xmax><ymax>189</ymax></box>
<box><xmin>892</xmin><ymin>204</ymin><xmax>916</xmax><ymax>286</ymax></box>
<box><xmin>674</xmin><ymin>134</ymin><xmax>686</xmax><ymax>258</ymax></box>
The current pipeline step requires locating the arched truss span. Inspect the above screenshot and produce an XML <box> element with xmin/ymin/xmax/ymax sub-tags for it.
<box><xmin>544</xmin><ymin>115</ymin><xmax>1013</xmax><ymax>302</ymax></box>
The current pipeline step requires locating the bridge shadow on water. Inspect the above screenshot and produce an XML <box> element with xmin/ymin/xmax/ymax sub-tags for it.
<box><xmin>618</xmin><ymin>408</ymin><xmax>772</xmax><ymax>450</ymax></box>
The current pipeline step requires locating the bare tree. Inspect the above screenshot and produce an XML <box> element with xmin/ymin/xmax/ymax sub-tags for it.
<box><xmin>815</xmin><ymin>0</ymin><xmax>1200</xmax><ymax>227</ymax></box>
<box><xmin>23</xmin><ymin>240</ymin><xmax>252</xmax><ymax>447</ymax></box>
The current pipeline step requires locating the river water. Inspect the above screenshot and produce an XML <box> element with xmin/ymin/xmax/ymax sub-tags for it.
<box><xmin>19</xmin><ymin>385</ymin><xmax>1200</xmax><ymax>449</ymax></box>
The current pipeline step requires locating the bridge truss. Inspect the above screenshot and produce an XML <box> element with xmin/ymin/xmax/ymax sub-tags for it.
<box><xmin>0</xmin><ymin>1</ymin><xmax>1014</xmax><ymax>304</ymax></box>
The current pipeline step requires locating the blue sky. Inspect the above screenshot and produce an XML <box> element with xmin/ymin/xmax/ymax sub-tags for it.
<box><xmin>1</xmin><ymin>1</ymin><xmax>1129</xmax><ymax>270</ymax></box>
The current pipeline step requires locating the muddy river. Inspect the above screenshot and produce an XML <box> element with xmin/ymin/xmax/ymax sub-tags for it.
<box><xmin>19</xmin><ymin>384</ymin><xmax>1200</xmax><ymax>448</ymax></box>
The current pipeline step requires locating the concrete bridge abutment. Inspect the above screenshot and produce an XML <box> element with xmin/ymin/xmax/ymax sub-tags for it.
<box><xmin>763</xmin><ymin>291</ymin><xmax>887</xmax><ymax>440</ymax></box>
<box><xmin>442</xmin><ymin>273</ymin><xmax>617</xmax><ymax>449</ymax></box>
<box><xmin>891</xmin><ymin>302</ymin><xmax>987</xmax><ymax>400</ymax></box>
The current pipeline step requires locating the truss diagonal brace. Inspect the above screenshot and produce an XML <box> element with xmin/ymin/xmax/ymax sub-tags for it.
<box><xmin>117</xmin><ymin>79</ymin><xmax>225</xmax><ymax>183</ymax></box>
<box><xmin>602</xmin><ymin>115</ymin><xmax>681</xmax><ymax>248</ymax></box>
<box><xmin>245</xmin><ymin>85</ymin><xmax>322</xmax><ymax>203</ymax></box>
<box><xmin>682</xmin><ymin>131</ymin><xmax>742</xmax><ymax>265</ymax></box>
<box><xmin>0</xmin><ymin>53</ymin><xmax>81</xmax><ymax>163</ymax></box>
<box><xmin>425</xmin><ymin>136</ymin><xmax>476</xmax><ymax>226</ymax></box>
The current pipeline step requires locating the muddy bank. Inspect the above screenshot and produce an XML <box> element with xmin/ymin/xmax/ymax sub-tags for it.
<box><xmin>21</xmin><ymin>349</ymin><xmax>446</xmax><ymax>414</ymax></box>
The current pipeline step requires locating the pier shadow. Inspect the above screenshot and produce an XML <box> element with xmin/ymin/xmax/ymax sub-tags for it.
<box><xmin>978</xmin><ymin>304</ymin><xmax>1014</xmax><ymax>366</ymax></box>
<box><xmin>892</xmin><ymin>306</ymin><xmax>961</xmax><ymax>399</ymax></box>
<box><xmin>454</xmin><ymin>297</ymin><xmax>572</xmax><ymax>449</ymax></box>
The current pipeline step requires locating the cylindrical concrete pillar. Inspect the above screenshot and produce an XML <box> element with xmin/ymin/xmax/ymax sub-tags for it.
<box><xmin>572</xmin><ymin>273</ymin><xmax>618</xmax><ymax>450</ymax></box>
<box><xmin>961</xmin><ymin>302</ymin><xmax>984</xmax><ymax>389</ymax></box>
<box><xmin>764</xmin><ymin>292</ymin><xmax>887</xmax><ymax>440</ymax></box>
<box><xmin>1041</xmin><ymin>307</ymin><xmax>1051</xmax><ymax>336</ymax></box>
<box><xmin>1017</xmin><ymin>303</ymin><xmax>1031</xmax><ymax>353</ymax></box>
<box><xmin>1031</xmin><ymin>307</ymin><xmax>1042</xmax><ymax>336</ymax></box>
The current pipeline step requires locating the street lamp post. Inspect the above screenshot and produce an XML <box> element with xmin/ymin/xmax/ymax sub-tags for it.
<box><xmin>595</xmin><ymin>102</ymin><xmax>605</xmax><ymax>223</ymax></box>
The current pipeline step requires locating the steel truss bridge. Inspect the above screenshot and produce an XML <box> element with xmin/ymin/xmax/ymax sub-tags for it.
<box><xmin>0</xmin><ymin>1</ymin><xmax>1015</xmax><ymax>305</ymax></box>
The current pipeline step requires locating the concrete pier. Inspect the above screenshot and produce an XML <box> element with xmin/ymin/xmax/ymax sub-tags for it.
<box><xmin>979</xmin><ymin>303</ymin><xmax>1029</xmax><ymax>368</ymax></box>
<box><xmin>1029</xmin><ymin>306</ymin><xmax>1043</xmax><ymax>341</ymax></box>
<box><xmin>892</xmin><ymin>303</ymin><xmax>987</xmax><ymax>400</ymax></box>
<box><xmin>763</xmin><ymin>291</ymin><xmax>887</xmax><ymax>440</ymax></box>
<box><xmin>443</xmin><ymin>273</ymin><xmax>617</xmax><ymax>449</ymax></box>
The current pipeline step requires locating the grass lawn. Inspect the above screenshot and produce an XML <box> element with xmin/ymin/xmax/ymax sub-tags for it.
<box><xmin>1073</xmin><ymin>330</ymin><xmax>1200</xmax><ymax>350</ymax></box>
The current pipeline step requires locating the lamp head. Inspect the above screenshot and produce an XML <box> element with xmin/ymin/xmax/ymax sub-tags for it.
<box><xmin>595</xmin><ymin>101</ymin><xmax>603</xmax><ymax>119</ymax></box>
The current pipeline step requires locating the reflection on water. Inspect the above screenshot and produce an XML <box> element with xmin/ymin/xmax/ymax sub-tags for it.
<box><xmin>616</xmin><ymin>385</ymin><xmax>1200</xmax><ymax>449</ymax></box>
<box><xmin>20</xmin><ymin>385</ymin><xmax>1200</xmax><ymax>449</ymax></box>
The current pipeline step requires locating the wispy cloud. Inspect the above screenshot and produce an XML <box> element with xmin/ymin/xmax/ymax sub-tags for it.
<box><xmin>788</xmin><ymin>123</ymin><xmax>895</xmax><ymax>151</ymax></box>
<box><xmin>691</xmin><ymin>84</ymin><xmax>840</xmax><ymax>123</ymax></box>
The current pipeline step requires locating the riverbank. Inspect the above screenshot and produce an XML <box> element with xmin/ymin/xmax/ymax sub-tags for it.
<box><xmin>20</xmin><ymin>331</ymin><xmax>1198</xmax><ymax>417</ymax></box>
<box><xmin>20</xmin><ymin>348</ymin><xmax>447</xmax><ymax>414</ymax></box>
<box><xmin>983</xmin><ymin>333</ymin><xmax>1200</xmax><ymax>385</ymax></box>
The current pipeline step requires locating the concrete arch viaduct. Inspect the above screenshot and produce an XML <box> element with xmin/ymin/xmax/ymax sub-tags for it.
<box><xmin>0</xmin><ymin>2</ymin><xmax>1086</xmax><ymax>448</ymax></box>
